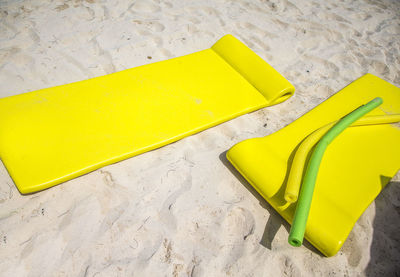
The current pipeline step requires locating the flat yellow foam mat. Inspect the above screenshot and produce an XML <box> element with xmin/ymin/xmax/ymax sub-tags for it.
<box><xmin>227</xmin><ymin>74</ymin><xmax>400</xmax><ymax>256</ymax></box>
<box><xmin>0</xmin><ymin>35</ymin><xmax>294</xmax><ymax>194</ymax></box>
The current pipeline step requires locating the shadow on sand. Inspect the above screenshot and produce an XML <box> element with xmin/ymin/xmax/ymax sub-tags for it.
<box><xmin>365</xmin><ymin>180</ymin><xmax>400</xmax><ymax>276</ymax></box>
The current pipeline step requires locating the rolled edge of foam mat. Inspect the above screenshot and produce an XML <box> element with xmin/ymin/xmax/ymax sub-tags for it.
<box><xmin>211</xmin><ymin>34</ymin><xmax>295</xmax><ymax>105</ymax></box>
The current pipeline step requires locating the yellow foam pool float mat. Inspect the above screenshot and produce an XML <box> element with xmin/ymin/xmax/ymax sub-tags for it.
<box><xmin>227</xmin><ymin>74</ymin><xmax>400</xmax><ymax>256</ymax></box>
<box><xmin>0</xmin><ymin>35</ymin><xmax>294</xmax><ymax>194</ymax></box>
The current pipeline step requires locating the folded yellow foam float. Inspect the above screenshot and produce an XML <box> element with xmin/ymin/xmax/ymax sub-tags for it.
<box><xmin>0</xmin><ymin>35</ymin><xmax>294</xmax><ymax>194</ymax></box>
<box><xmin>227</xmin><ymin>74</ymin><xmax>400</xmax><ymax>256</ymax></box>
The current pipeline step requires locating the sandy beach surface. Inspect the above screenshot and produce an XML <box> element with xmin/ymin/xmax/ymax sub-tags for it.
<box><xmin>0</xmin><ymin>0</ymin><xmax>399</xmax><ymax>276</ymax></box>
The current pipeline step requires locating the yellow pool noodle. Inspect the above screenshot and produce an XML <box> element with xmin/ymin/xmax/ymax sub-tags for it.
<box><xmin>284</xmin><ymin>114</ymin><xmax>400</xmax><ymax>204</ymax></box>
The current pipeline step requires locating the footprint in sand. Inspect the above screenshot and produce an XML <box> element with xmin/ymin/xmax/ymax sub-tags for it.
<box><xmin>130</xmin><ymin>0</ymin><xmax>161</xmax><ymax>13</ymax></box>
<box><xmin>281</xmin><ymin>255</ymin><xmax>302</xmax><ymax>277</ymax></box>
<box><xmin>133</xmin><ymin>20</ymin><xmax>166</xmax><ymax>32</ymax></box>
<box><xmin>217</xmin><ymin>207</ymin><xmax>255</xmax><ymax>271</ymax></box>
<box><xmin>341</xmin><ymin>230</ymin><xmax>362</xmax><ymax>267</ymax></box>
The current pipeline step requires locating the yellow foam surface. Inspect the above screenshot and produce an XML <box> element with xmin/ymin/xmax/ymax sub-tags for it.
<box><xmin>227</xmin><ymin>74</ymin><xmax>400</xmax><ymax>256</ymax></box>
<box><xmin>0</xmin><ymin>35</ymin><xmax>294</xmax><ymax>194</ymax></box>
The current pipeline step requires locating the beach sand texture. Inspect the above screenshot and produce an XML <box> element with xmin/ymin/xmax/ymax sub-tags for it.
<box><xmin>0</xmin><ymin>0</ymin><xmax>399</xmax><ymax>276</ymax></box>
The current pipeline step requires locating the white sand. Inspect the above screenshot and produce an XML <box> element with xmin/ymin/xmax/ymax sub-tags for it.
<box><xmin>0</xmin><ymin>0</ymin><xmax>399</xmax><ymax>276</ymax></box>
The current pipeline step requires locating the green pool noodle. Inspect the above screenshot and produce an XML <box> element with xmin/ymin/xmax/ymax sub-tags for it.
<box><xmin>288</xmin><ymin>97</ymin><xmax>383</xmax><ymax>247</ymax></box>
